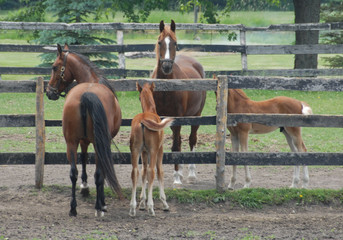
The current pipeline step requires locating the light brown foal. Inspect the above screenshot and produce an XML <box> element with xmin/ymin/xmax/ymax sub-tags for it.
<box><xmin>227</xmin><ymin>88</ymin><xmax>313</xmax><ymax>189</ymax></box>
<box><xmin>129</xmin><ymin>82</ymin><xmax>173</xmax><ymax>217</ymax></box>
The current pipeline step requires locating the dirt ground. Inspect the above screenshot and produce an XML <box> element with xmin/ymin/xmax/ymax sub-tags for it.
<box><xmin>1</xmin><ymin>162</ymin><xmax>343</xmax><ymax>240</ymax></box>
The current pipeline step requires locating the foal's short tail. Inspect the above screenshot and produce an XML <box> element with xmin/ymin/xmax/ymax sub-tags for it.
<box><xmin>301</xmin><ymin>102</ymin><xmax>313</xmax><ymax>115</ymax></box>
<box><xmin>141</xmin><ymin>117</ymin><xmax>174</xmax><ymax>131</ymax></box>
<box><xmin>80</xmin><ymin>92</ymin><xmax>123</xmax><ymax>199</ymax></box>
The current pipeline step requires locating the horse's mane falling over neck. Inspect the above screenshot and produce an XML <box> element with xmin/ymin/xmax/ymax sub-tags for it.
<box><xmin>69</xmin><ymin>51</ymin><xmax>117</xmax><ymax>98</ymax></box>
<box><xmin>155</xmin><ymin>25</ymin><xmax>177</xmax><ymax>62</ymax></box>
<box><xmin>230</xmin><ymin>89</ymin><xmax>249</xmax><ymax>100</ymax></box>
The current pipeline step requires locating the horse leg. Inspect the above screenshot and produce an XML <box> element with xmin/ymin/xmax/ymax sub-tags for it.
<box><xmin>156</xmin><ymin>146</ymin><xmax>169</xmax><ymax>211</ymax></box>
<box><xmin>67</xmin><ymin>142</ymin><xmax>78</xmax><ymax>217</ymax></box>
<box><xmin>139</xmin><ymin>150</ymin><xmax>148</xmax><ymax>210</ymax></box>
<box><xmin>171</xmin><ymin>125</ymin><xmax>183</xmax><ymax>186</ymax></box>
<box><xmin>129</xmin><ymin>149</ymin><xmax>140</xmax><ymax>217</ymax></box>
<box><xmin>94</xmin><ymin>163</ymin><xmax>106</xmax><ymax>217</ymax></box>
<box><xmin>147</xmin><ymin>150</ymin><xmax>157</xmax><ymax>216</ymax></box>
<box><xmin>80</xmin><ymin>140</ymin><xmax>90</xmax><ymax>196</ymax></box>
<box><xmin>284</xmin><ymin>128</ymin><xmax>309</xmax><ymax>188</ymax></box>
<box><xmin>239</xmin><ymin>131</ymin><xmax>251</xmax><ymax>188</ymax></box>
<box><xmin>187</xmin><ymin>125</ymin><xmax>199</xmax><ymax>184</ymax></box>
<box><xmin>228</xmin><ymin>133</ymin><xmax>239</xmax><ymax>190</ymax></box>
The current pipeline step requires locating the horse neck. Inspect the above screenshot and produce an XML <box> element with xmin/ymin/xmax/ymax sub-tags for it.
<box><xmin>68</xmin><ymin>54</ymin><xmax>99</xmax><ymax>84</ymax></box>
<box><xmin>141</xmin><ymin>92</ymin><xmax>157</xmax><ymax>114</ymax></box>
<box><xmin>228</xmin><ymin>89</ymin><xmax>252</xmax><ymax>111</ymax></box>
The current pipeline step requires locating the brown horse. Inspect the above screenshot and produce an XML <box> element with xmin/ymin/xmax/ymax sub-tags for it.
<box><xmin>47</xmin><ymin>44</ymin><xmax>123</xmax><ymax>217</ymax></box>
<box><xmin>152</xmin><ymin>20</ymin><xmax>206</xmax><ymax>186</ymax></box>
<box><xmin>129</xmin><ymin>82</ymin><xmax>173</xmax><ymax>217</ymax></box>
<box><xmin>226</xmin><ymin>88</ymin><xmax>312</xmax><ymax>189</ymax></box>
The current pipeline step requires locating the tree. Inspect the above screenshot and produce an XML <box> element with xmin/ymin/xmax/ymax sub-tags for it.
<box><xmin>36</xmin><ymin>0</ymin><xmax>117</xmax><ymax>68</ymax></box>
<box><xmin>320</xmin><ymin>0</ymin><xmax>343</xmax><ymax>68</ymax></box>
<box><xmin>293</xmin><ymin>0</ymin><xmax>321</xmax><ymax>69</ymax></box>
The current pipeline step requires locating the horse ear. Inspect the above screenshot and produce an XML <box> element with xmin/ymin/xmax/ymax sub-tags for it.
<box><xmin>64</xmin><ymin>43</ymin><xmax>70</xmax><ymax>50</ymax></box>
<box><xmin>159</xmin><ymin>20</ymin><xmax>165</xmax><ymax>33</ymax></box>
<box><xmin>171</xmin><ymin>20</ymin><xmax>176</xmax><ymax>32</ymax></box>
<box><xmin>150</xmin><ymin>82</ymin><xmax>155</xmax><ymax>91</ymax></box>
<box><xmin>136</xmin><ymin>82</ymin><xmax>143</xmax><ymax>92</ymax></box>
<box><xmin>57</xmin><ymin>44</ymin><xmax>63</xmax><ymax>57</ymax></box>
<box><xmin>213</xmin><ymin>74</ymin><xmax>217</xmax><ymax>79</ymax></box>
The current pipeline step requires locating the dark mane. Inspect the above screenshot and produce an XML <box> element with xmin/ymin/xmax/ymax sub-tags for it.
<box><xmin>65</xmin><ymin>50</ymin><xmax>117</xmax><ymax>98</ymax></box>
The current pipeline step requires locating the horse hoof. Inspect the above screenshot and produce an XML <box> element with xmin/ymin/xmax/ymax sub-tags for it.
<box><xmin>95</xmin><ymin>210</ymin><xmax>105</xmax><ymax>217</ymax></box>
<box><xmin>69</xmin><ymin>209</ymin><xmax>77</xmax><ymax>217</ymax></box>
<box><xmin>173</xmin><ymin>182</ymin><xmax>183</xmax><ymax>189</ymax></box>
<box><xmin>80</xmin><ymin>187</ymin><xmax>90</xmax><ymax>197</ymax></box>
<box><xmin>148</xmin><ymin>208</ymin><xmax>155</xmax><ymax>216</ymax></box>
<box><xmin>163</xmin><ymin>204</ymin><xmax>170</xmax><ymax>211</ymax></box>
<box><xmin>129</xmin><ymin>208</ymin><xmax>136</xmax><ymax>217</ymax></box>
<box><xmin>187</xmin><ymin>175</ymin><xmax>197</xmax><ymax>184</ymax></box>
<box><xmin>139</xmin><ymin>201</ymin><xmax>146</xmax><ymax>210</ymax></box>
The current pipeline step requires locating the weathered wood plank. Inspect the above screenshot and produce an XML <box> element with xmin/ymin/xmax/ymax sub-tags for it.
<box><xmin>0</xmin><ymin>114</ymin><xmax>36</xmax><ymax>127</ymax></box>
<box><xmin>35</xmin><ymin>77</ymin><xmax>45</xmax><ymax>188</ymax></box>
<box><xmin>215</xmin><ymin>75</ymin><xmax>228</xmax><ymax>192</ymax></box>
<box><xmin>2</xmin><ymin>152</ymin><xmax>343</xmax><ymax>165</ymax></box>
<box><xmin>227</xmin><ymin>114</ymin><xmax>343</xmax><ymax>128</ymax></box>
<box><xmin>0</xmin><ymin>21</ymin><xmax>245</xmax><ymax>31</ymax></box>
<box><xmin>247</xmin><ymin>44</ymin><xmax>343</xmax><ymax>55</ymax></box>
<box><xmin>226</xmin><ymin>75</ymin><xmax>343</xmax><ymax>91</ymax></box>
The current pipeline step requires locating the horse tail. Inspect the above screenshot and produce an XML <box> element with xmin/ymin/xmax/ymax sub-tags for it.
<box><xmin>301</xmin><ymin>102</ymin><xmax>313</xmax><ymax>115</ymax></box>
<box><xmin>80</xmin><ymin>92</ymin><xmax>123</xmax><ymax>199</ymax></box>
<box><xmin>141</xmin><ymin>117</ymin><xmax>174</xmax><ymax>131</ymax></box>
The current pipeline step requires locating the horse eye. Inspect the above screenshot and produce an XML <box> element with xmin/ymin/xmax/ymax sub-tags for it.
<box><xmin>52</xmin><ymin>66</ymin><xmax>58</xmax><ymax>71</ymax></box>
<box><xmin>158</xmin><ymin>41</ymin><xmax>162</xmax><ymax>45</ymax></box>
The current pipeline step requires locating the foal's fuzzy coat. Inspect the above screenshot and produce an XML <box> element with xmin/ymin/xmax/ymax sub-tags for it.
<box><xmin>226</xmin><ymin>88</ymin><xmax>313</xmax><ymax>189</ymax></box>
<box><xmin>129</xmin><ymin>83</ymin><xmax>173</xmax><ymax>217</ymax></box>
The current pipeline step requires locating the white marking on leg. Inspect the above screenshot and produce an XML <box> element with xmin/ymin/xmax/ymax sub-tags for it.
<box><xmin>291</xmin><ymin>166</ymin><xmax>300</xmax><ymax>188</ymax></box>
<box><xmin>243</xmin><ymin>165</ymin><xmax>251</xmax><ymax>188</ymax></box>
<box><xmin>173</xmin><ymin>164</ymin><xmax>183</xmax><ymax>186</ymax></box>
<box><xmin>187</xmin><ymin>148</ymin><xmax>197</xmax><ymax>184</ymax></box>
<box><xmin>228</xmin><ymin>165</ymin><xmax>237</xmax><ymax>190</ymax></box>
<box><xmin>164</xmin><ymin>37</ymin><xmax>170</xmax><ymax>59</ymax></box>
<box><xmin>302</xmin><ymin>166</ymin><xmax>309</xmax><ymax>189</ymax></box>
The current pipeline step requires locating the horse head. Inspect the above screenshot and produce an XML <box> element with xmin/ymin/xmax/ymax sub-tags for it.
<box><xmin>137</xmin><ymin>82</ymin><xmax>157</xmax><ymax>114</ymax></box>
<box><xmin>156</xmin><ymin>20</ymin><xmax>177</xmax><ymax>75</ymax></box>
<box><xmin>46</xmin><ymin>43</ymin><xmax>74</xmax><ymax>100</ymax></box>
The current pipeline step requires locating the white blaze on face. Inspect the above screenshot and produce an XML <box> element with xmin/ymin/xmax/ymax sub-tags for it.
<box><xmin>164</xmin><ymin>37</ymin><xmax>170</xmax><ymax>59</ymax></box>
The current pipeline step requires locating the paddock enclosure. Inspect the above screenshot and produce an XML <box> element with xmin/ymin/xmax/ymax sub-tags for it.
<box><xmin>1</xmin><ymin>22</ymin><xmax>343</xmax><ymax>192</ymax></box>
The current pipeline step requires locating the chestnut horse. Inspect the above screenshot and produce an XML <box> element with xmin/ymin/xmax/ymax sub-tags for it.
<box><xmin>47</xmin><ymin>44</ymin><xmax>123</xmax><ymax>216</ymax></box>
<box><xmin>226</xmin><ymin>88</ymin><xmax>312</xmax><ymax>189</ymax></box>
<box><xmin>129</xmin><ymin>82</ymin><xmax>173</xmax><ymax>217</ymax></box>
<box><xmin>152</xmin><ymin>20</ymin><xmax>206</xmax><ymax>186</ymax></box>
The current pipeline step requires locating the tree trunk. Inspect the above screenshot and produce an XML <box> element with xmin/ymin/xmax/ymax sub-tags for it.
<box><xmin>293</xmin><ymin>0</ymin><xmax>321</xmax><ymax>69</ymax></box>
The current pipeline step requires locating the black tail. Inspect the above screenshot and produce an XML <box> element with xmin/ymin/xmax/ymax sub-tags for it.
<box><xmin>80</xmin><ymin>92</ymin><xmax>123</xmax><ymax>199</ymax></box>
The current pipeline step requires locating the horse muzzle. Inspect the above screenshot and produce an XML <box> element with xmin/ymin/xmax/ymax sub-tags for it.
<box><xmin>160</xmin><ymin>59</ymin><xmax>174</xmax><ymax>75</ymax></box>
<box><xmin>46</xmin><ymin>87</ymin><xmax>60</xmax><ymax>101</ymax></box>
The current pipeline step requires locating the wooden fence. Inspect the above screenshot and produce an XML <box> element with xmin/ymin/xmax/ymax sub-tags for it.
<box><xmin>2</xmin><ymin>21</ymin><xmax>343</xmax><ymax>191</ymax></box>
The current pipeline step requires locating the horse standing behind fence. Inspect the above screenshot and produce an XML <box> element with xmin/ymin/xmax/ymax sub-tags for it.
<box><xmin>47</xmin><ymin>44</ymin><xmax>123</xmax><ymax>217</ymax></box>
<box><xmin>152</xmin><ymin>20</ymin><xmax>206</xmax><ymax>186</ymax></box>
<box><xmin>129</xmin><ymin>82</ymin><xmax>173</xmax><ymax>217</ymax></box>
<box><xmin>225</xmin><ymin>87</ymin><xmax>312</xmax><ymax>189</ymax></box>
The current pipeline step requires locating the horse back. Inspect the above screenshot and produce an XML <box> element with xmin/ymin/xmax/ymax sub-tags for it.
<box><xmin>63</xmin><ymin>83</ymin><xmax>121</xmax><ymax>142</ymax></box>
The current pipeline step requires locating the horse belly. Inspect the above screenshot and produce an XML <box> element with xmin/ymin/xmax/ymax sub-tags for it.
<box><xmin>249</xmin><ymin>123</ymin><xmax>278</xmax><ymax>134</ymax></box>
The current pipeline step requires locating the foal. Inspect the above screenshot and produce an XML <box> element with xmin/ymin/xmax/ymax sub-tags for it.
<box><xmin>226</xmin><ymin>88</ymin><xmax>313</xmax><ymax>189</ymax></box>
<box><xmin>129</xmin><ymin>82</ymin><xmax>173</xmax><ymax>217</ymax></box>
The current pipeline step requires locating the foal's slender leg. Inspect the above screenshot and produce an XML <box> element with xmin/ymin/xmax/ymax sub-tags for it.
<box><xmin>156</xmin><ymin>146</ymin><xmax>169</xmax><ymax>211</ymax></box>
<box><xmin>67</xmin><ymin>142</ymin><xmax>78</xmax><ymax>217</ymax></box>
<box><xmin>171</xmin><ymin>125</ymin><xmax>183</xmax><ymax>186</ymax></box>
<box><xmin>282</xmin><ymin>130</ymin><xmax>300</xmax><ymax>188</ymax></box>
<box><xmin>80</xmin><ymin>140</ymin><xmax>90</xmax><ymax>196</ymax></box>
<box><xmin>188</xmin><ymin>125</ymin><xmax>199</xmax><ymax>184</ymax></box>
<box><xmin>228</xmin><ymin>133</ymin><xmax>239</xmax><ymax>190</ymax></box>
<box><xmin>147</xmin><ymin>150</ymin><xmax>157</xmax><ymax>216</ymax></box>
<box><xmin>284</xmin><ymin>128</ymin><xmax>309</xmax><ymax>188</ymax></box>
<box><xmin>129</xmin><ymin>149</ymin><xmax>140</xmax><ymax>217</ymax></box>
<box><xmin>139</xmin><ymin>150</ymin><xmax>148</xmax><ymax>210</ymax></box>
<box><xmin>239</xmin><ymin>131</ymin><xmax>251</xmax><ymax>188</ymax></box>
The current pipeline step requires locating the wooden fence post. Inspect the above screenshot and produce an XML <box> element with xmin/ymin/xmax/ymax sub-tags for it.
<box><xmin>240</xmin><ymin>30</ymin><xmax>248</xmax><ymax>71</ymax></box>
<box><xmin>215</xmin><ymin>75</ymin><xmax>228</xmax><ymax>192</ymax></box>
<box><xmin>35</xmin><ymin>76</ymin><xmax>45</xmax><ymax>189</ymax></box>
<box><xmin>117</xmin><ymin>30</ymin><xmax>125</xmax><ymax>70</ymax></box>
